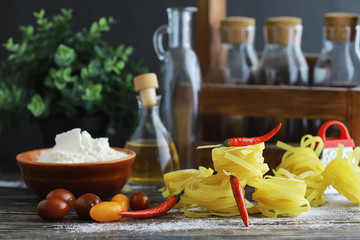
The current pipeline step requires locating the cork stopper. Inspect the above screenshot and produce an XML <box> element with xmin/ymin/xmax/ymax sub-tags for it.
<box><xmin>220</xmin><ymin>17</ymin><xmax>255</xmax><ymax>44</ymax></box>
<box><xmin>323</xmin><ymin>12</ymin><xmax>359</xmax><ymax>42</ymax></box>
<box><xmin>133</xmin><ymin>73</ymin><xmax>159</xmax><ymax>107</ymax></box>
<box><xmin>265</xmin><ymin>16</ymin><xmax>302</xmax><ymax>45</ymax></box>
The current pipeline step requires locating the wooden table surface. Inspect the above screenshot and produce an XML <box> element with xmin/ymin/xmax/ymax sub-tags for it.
<box><xmin>2</xmin><ymin>172</ymin><xmax>360</xmax><ymax>240</ymax></box>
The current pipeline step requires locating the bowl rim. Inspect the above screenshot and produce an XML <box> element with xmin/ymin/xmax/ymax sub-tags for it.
<box><xmin>16</xmin><ymin>147</ymin><xmax>136</xmax><ymax>166</ymax></box>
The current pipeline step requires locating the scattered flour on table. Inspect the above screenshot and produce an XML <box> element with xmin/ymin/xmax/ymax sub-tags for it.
<box><xmin>61</xmin><ymin>195</ymin><xmax>360</xmax><ymax>234</ymax></box>
<box><xmin>37</xmin><ymin>128</ymin><xmax>129</xmax><ymax>163</ymax></box>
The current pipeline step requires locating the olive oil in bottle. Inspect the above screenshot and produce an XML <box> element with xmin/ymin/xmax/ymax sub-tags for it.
<box><xmin>125</xmin><ymin>73</ymin><xmax>180</xmax><ymax>191</ymax></box>
<box><xmin>125</xmin><ymin>140</ymin><xmax>179</xmax><ymax>185</ymax></box>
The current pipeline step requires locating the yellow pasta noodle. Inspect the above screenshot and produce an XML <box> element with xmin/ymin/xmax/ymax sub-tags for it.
<box><xmin>322</xmin><ymin>144</ymin><xmax>360</xmax><ymax>203</ymax></box>
<box><xmin>212</xmin><ymin>143</ymin><xmax>269</xmax><ymax>182</ymax></box>
<box><xmin>161</xmin><ymin>138</ymin><xmax>314</xmax><ymax>218</ymax></box>
<box><xmin>161</xmin><ymin>145</ymin><xmax>264</xmax><ymax>217</ymax></box>
<box><xmin>248</xmin><ymin>176</ymin><xmax>310</xmax><ymax>218</ymax></box>
<box><xmin>161</xmin><ymin>166</ymin><xmax>214</xmax><ymax>207</ymax></box>
<box><xmin>275</xmin><ymin>135</ymin><xmax>328</xmax><ymax>206</ymax></box>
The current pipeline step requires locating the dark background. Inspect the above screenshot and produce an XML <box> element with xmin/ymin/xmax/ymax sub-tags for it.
<box><xmin>1</xmin><ymin>0</ymin><xmax>360</xmax><ymax>172</ymax></box>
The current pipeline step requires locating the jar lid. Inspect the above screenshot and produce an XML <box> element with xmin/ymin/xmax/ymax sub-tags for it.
<box><xmin>265</xmin><ymin>16</ymin><xmax>302</xmax><ymax>27</ymax></box>
<box><xmin>323</xmin><ymin>12</ymin><xmax>359</xmax><ymax>42</ymax></box>
<box><xmin>134</xmin><ymin>73</ymin><xmax>159</xmax><ymax>107</ymax></box>
<box><xmin>220</xmin><ymin>16</ymin><xmax>255</xmax><ymax>44</ymax></box>
<box><xmin>324</xmin><ymin>12</ymin><xmax>359</xmax><ymax>27</ymax></box>
<box><xmin>265</xmin><ymin>16</ymin><xmax>302</xmax><ymax>45</ymax></box>
<box><xmin>220</xmin><ymin>17</ymin><xmax>255</xmax><ymax>27</ymax></box>
<box><xmin>134</xmin><ymin>73</ymin><xmax>159</xmax><ymax>92</ymax></box>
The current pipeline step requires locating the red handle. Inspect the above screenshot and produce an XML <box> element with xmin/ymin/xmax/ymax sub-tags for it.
<box><xmin>317</xmin><ymin>120</ymin><xmax>355</xmax><ymax>148</ymax></box>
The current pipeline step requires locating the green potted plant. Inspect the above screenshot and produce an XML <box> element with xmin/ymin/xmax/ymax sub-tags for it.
<box><xmin>0</xmin><ymin>8</ymin><xmax>146</xmax><ymax>144</ymax></box>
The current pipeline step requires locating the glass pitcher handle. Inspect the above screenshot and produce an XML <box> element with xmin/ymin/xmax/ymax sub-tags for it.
<box><xmin>153</xmin><ymin>24</ymin><xmax>169</xmax><ymax>61</ymax></box>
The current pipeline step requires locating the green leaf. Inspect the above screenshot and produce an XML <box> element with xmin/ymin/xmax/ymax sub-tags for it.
<box><xmin>124</xmin><ymin>46</ymin><xmax>133</xmax><ymax>56</ymax></box>
<box><xmin>3</xmin><ymin>38</ymin><xmax>19</xmax><ymax>52</ymax></box>
<box><xmin>116</xmin><ymin>61</ymin><xmax>125</xmax><ymax>70</ymax></box>
<box><xmin>94</xmin><ymin>45</ymin><xmax>105</xmax><ymax>58</ymax></box>
<box><xmin>81</xmin><ymin>67</ymin><xmax>89</xmax><ymax>79</ymax></box>
<box><xmin>60</xmin><ymin>8</ymin><xmax>72</xmax><ymax>21</ymax></box>
<box><xmin>62</xmin><ymin>67</ymin><xmax>77</xmax><ymax>82</ymax></box>
<box><xmin>104</xmin><ymin>58</ymin><xmax>115</xmax><ymax>72</ymax></box>
<box><xmin>54</xmin><ymin>44</ymin><xmax>76</xmax><ymax>67</ymax></box>
<box><xmin>33</xmin><ymin>9</ymin><xmax>45</xmax><ymax>19</ymax></box>
<box><xmin>54</xmin><ymin>79</ymin><xmax>66</xmax><ymax>90</ymax></box>
<box><xmin>19</xmin><ymin>25</ymin><xmax>34</xmax><ymax>38</ymax></box>
<box><xmin>90</xmin><ymin>22</ymin><xmax>99</xmax><ymax>37</ymax></box>
<box><xmin>98</xmin><ymin>17</ymin><xmax>110</xmax><ymax>31</ymax></box>
<box><xmin>82</xmin><ymin>84</ymin><xmax>102</xmax><ymax>101</ymax></box>
<box><xmin>18</xmin><ymin>42</ymin><xmax>27</xmax><ymax>54</ymax></box>
<box><xmin>108</xmin><ymin>17</ymin><xmax>115</xmax><ymax>25</ymax></box>
<box><xmin>88</xmin><ymin>60</ymin><xmax>99</xmax><ymax>76</ymax></box>
<box><xmin>27</xmin><ymin>94</ymin><xmax>46</xmax><ymax>117</ymax></box>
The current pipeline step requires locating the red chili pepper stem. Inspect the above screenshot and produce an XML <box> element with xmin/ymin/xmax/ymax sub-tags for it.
<box><xmin>219</xmin><ymin>123</ymin><xmax>282</xmax><ymax>148</ymax></box>
<box><xmin>118</xmin><ymin>190</ymin><xmax>184</xmax><ymax>219</ymax></box>
<box><xmin>173</xmin><ymin>189</ymin><xmax>185</xmax><ymax>200</ymax></box>
<box><xmin>230</xmin><ymin>175</ymin><xmax>249</xmax><ymax>227</ymax></box>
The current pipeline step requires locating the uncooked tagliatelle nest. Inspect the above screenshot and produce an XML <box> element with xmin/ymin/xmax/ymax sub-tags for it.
<box><xmin>274</xmin><ymin>135</ymin><xmax>328</xmax><ymax>206</ymax></box>
<box><xmin>161</xmin><ymin>134</ymin><xmax>360</xmax><ymax>219</ymax></box>
<box><xmin>322</xmin><ymin>144</ymin><xmax>360</xmax><ymax>203</ymax></box>
<box><xmin>161</xmin><ymin>142</ymin><xmax>310</xmax><ymax>218</ymax></box>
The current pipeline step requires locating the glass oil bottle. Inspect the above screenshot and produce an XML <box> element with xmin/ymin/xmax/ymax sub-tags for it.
<box><xmin>125</xmin><ymin>73</ymin><xmax>179</xmax><ymax>191</ymax></box>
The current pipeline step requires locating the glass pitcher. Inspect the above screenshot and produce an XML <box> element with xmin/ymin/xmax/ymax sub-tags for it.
<box><xmin>153</xmin><ymin>7</ymin><xmax>202</xmax><ymax>169</ymax></box>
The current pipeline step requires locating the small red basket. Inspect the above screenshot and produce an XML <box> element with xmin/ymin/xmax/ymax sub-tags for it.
<box><xmin>317</xmin><ymin>120</ymin><xmax>355</xmax><ymax>194</ymax></box>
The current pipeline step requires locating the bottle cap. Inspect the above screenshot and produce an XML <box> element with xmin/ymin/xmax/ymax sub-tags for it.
<box><xmin>323</xmin><ymin>12</ymin><xmax>359</xmax><ymax>42</ymax></box>
<box><xmin>220</xmin><ymin>17</ymin><xmax>255</xmax><ymax>44</ymax></box>
<box><xmin>265</xmin><ymin>16</ymin><xmax>302</xmax><ymax>45</ymax></box>
<box><xmin>133</xmin><ymin>73</ymin><xmax>159</xmax><ymax>107</ymax></box>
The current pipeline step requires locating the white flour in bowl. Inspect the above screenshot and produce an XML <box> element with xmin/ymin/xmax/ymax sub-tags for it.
<box><xmin>37</xmin><ymin>128</ymin><xmax>129</xmax><ymax>163</ymax></box>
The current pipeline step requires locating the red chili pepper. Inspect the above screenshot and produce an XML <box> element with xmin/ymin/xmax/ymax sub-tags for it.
<box><xmin>230</xmin><ymin>175</ymin><xmax>249</xmax><ymax>227</ymax></box>
<box><xmin>220</xmin><ymin>123</ymin><xmax>281</xmax><ymax>148</ymax></box>
<box><xmin>118</xmin><ymin>190</ymin><xmax>184</xmax><ymax>218</ymax></box>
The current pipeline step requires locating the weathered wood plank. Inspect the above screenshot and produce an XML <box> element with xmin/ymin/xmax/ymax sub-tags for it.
<box><xmin>195</xmin><ymin>0</ymin><xmax>226</xmax><ymax>79</ymax></box>
<box><xmin>2</xmin><ymin>175</ymin><xmax>360</xmax><ymax>239</ymax></box>
<box><xmin>347</xmin><ymin>87</ymin><xmax>360</xmax><ymax>147</ymax></box>
<box><xmin>199</xmin><ymin>84</ymin><xmax>348</xmax><ymax>120</ymax></box>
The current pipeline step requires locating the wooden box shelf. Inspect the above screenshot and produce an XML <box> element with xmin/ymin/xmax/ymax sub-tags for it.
<box><xmin>198</xmin><ymin>84</ymin><xmax>360</xmax><ymax>145</ymax></box>
<box><xmin>194</xmin><ymin>0</ymin><xmax>360</xmax><ymax>169</ymax></box>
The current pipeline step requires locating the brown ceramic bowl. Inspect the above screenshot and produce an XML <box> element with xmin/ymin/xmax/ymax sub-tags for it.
<box><xmin>16</xmin><ymin>148</ymin><xmax>135</xmax><ymax>199</ymax></box>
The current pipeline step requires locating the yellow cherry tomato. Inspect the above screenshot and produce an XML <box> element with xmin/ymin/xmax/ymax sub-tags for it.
<box><xmin>90</xmin><ymin>201</ymin><xmax>122</xmax><ymax>222</ymax></box>
<box><xmin>111</xmin><ymin>194</ymin><xmax>130</xmax><ymax>211</ymax></box>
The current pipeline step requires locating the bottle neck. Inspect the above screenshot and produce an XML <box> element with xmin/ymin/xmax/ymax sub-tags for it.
<box><xmin>167</xmin><ymin>7</ymin><xmax>196</xmax><ymax>48</ymax></box>
<box><xmin>137</xmin><ymin>96</ymin><xmax>161</xmax><ymax>122</ymax></box>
